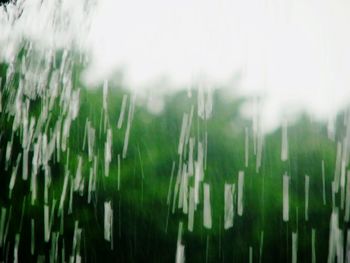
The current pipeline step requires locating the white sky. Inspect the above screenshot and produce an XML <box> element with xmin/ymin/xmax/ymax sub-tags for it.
<box><xmin>84</xmin><ymin>0</ymin><xmax>350</xmax><ymax>130</ymax></box>
<box><xmin>1</xmin><ymin>0</ymin><xmax>350</xmax><ymax>131</ymax></box>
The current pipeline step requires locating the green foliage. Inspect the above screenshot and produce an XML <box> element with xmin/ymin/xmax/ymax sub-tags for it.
<box><xmin>0</xmin><ymin>52</ymin><xmax>347</xmax><ymax>262</ymax></box>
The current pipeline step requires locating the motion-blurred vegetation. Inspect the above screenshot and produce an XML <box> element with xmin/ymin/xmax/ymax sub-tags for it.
<box><xmin>0</xmin><ymin>49</ymin><xmax>348</xmax><ymax>263</ymax></box>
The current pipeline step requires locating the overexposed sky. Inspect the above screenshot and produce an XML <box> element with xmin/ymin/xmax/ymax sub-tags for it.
<box><xmin>1</xmin><ymin>0</ymin><xmax>350</xmax><ymax>131</ymax></box>
<box><xmin>85</xmin><ymin>0</ymin><xmax>350</xmax><ymax>130</ymax></box>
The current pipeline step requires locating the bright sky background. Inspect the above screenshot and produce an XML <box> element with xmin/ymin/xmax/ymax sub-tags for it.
<box><xmin>1</xmin><ymin>0</ymin><xmax>350</xmax><ymax>131</ymax></box>
<box><xmin>85</xmin><ymin>0</ymin><xmax>350</xmax><ymax>130</ymax></box>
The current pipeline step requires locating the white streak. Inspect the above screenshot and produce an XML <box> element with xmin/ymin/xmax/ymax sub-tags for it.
<box><xmin>175</xmin><ymin>222</ymin><xmax>185</xmax><ymax>263</ymax></box>
<box><xmin>175</xmin><ymin>241</ymin><xmax>185</xmax><ymax>263</ymax></box>
<box><xmin>205</xmin><ymin>89</ymin><xmax>213</xmax><ymax>119</ymax></box>
<box><xmin>104</xmin><ymin>201</ymin><xmax>113</xmax><ymax>242</ymax></box>
<box><xmin>237</xmin><ymin>171</ymin><xmax>244</xmax><ymax>216</ymax></box>
<box><xmin>345</xmin><ymin>171</ymin><xmax>350</xmax><ymax>222</ymax></box>
<box><xmin>44</xmin><ymin>204</ymin><xmax>50</xmax><ymax>242</ymax></box>
<box><xmin>259</xmin><ymin>231</ymin><xmax>264</xmax><ymax>263</ymax></box>
<box><xmin>331</xmin><ymin>181</ymin><xmax>336</xmax><ymax>210</ymax></box>
<box><xmin>58</xmin><ymin>169</ymin><xmax>69</xmax><ymax>216</ymax></box>
<box><xmin>283</xmin><ymin>173</ymin><xmax>290</xmax><ymax>222</ymax></box>
<box><xmin>74</xmin><ymin>156</ymin><xmax>82</xmax><ymax>191</ymax></box>
<box><xmin>9</xmin><ymin>153</ymin><xmax>21</xmax><ymax>199</ymax></box>
<box><xmin>334</xmin><ymin>141</ymin><xmax>342</xmax><ymax>193</ymax></box>
<box><xmin>198</xmin><ymin>86</ymin><xmax>205</xmax><ymax>119</ymax></box>
<box><xmin>328</xmin><ymin>116</ymin><xmax>336</xmax><ymax>141</ymax></box>
<box><xmin>122</xmin><ymin>95</ymin><xmax>135</xmax><ymax>159</ymax></box>
<box><xmin>31</xmin><ymin>219</ymin><xmax>35</xmax><ymax>255</ymax></box>
<box><xmin>167</xmin><ymin>161</ymin><xmax>175</xmax><ymax>205</ymax></box>
<box><xmin>341</xmin><ymin>160</ymin><xmax>346</xmax><ymax>209</ymax></box>
<box><xmin>292</xmin><ymin>232</ymin><xmax>298</xmax><ymax>263</ymax></box>
<box><xmin>70</xmin><ymin>89</ymin><xmax>80</xmax><ymax>120</ymax></box>
<box><xmin>224</xmin><ymin>183</ymin><xmax>235</xmax><ymax>229</ymax></box>
<box><xmin>245</xmin><ymin>127</ymin><xmax>249</xmax><ymax>168</ymax></box>
<box><xmin>82</xmin><ymin>119</ymin><xmax>88</xmax><ymax>151</ymax></box>
<box><xmin>188</xmin><ymin>138</ymin><xmax>195</xmax><ymax>176</ymax></box>
<box><xmin>13</xmin><ymin>233</ymin><xmax>19</xmax><ymax>263</ymax></box>
<box><xmin>322</xmin><ymin>160</ymin><xmax>326</xmax><ymax>205</ymax></box>
<box><xmin>88</xmin><ymin>168</ymin><xmax>94</xmax><ymax>204</ymax></box>
<box><xmin>204</xmin><ymin>131</ymin><xmax>208</xmax><ymax>171</ymax></box>
<box><xmin>44</xmin><ymin>165</ymin><xmax>51</xmax><ymax>204</ymax></box>
<box><xmin>5</xmin><ymin>138</ymin><xmax>13</xmax><ymax>170</ymax></box>
<box><xmin>249</xmin><ymin>246</ymin><xmax>253</xmax><ymax>263</ymax></box>
<box><xmin>68</xmin><ymin>176</ymin><xmax>73</xmax><ymax>214</ymax></box>
<box><xmin>103</xmin><ymin>80</ymin><xmax>108</xmax><ymax>111</ymax></box>
<box><xmin>178</xmin><ymin>164</ymin><xmax>187</xmax><ymax>213</ymax></box>
<box><xmin>305</xmin><ymin>175</ymin><xmax>310</xmax><ymax>221</ymax></box>
<box><xmin>188</xmin><ymin>187</ymin><xmax>195</xmax><ymax>232</ymax></box>
<box><xmin>22</xmin><ymin>148</ymin><xmax>29</xmax><ymax>180</ymax></box>
<box><xmin>87</xmin><ymin>121</ymin><xmax>95</xmax><ymax>162</ymax></box>
<box><xmin>172</xmin><ymin>169</ymin><xmax>181</xmax><ymax>214</ymax></box>
<box><xmin>185</xmin><ymin>106</ymin><xmax>194</xmax><ymax>147</ymax></box>
<box><xmin>117</xmin><ymin>95</ymin><xmax>127</xmax><ymax>129</ymax></box>
<box><xmin>281</xmin><ymin>119</ymin><xmax>288</xmax><ymax>161</ymax></box>
<box><xmin>117</xmin><ymin>154</ymin><xmax>121</xmax><ymax>191</ymax></box>
<box><xmin>346</xmin><ymin>229</ymin><xmax>350</xmax><ymax>263</ymax></box>
<box><xmin>104</xmin><ymin>128</ymin><xmax>112</xmax><ymax>177</ymax></box>
<box><xmin>194</xmin><ymin>161</ymin><xmax>202</xmax><ymax>205</ymax></box>
<box><xmin>256</xmin><ymin>131</ymin><xmax>263</xmax><ymax>173</ymax></box>
<box><xmin>203</xmin><ymin>183</ymin><xmax>212</xmax><ymax>229</ymax></box>
<box><xmin>327</xmin><ymin>209</ymin><xmax>344</xmax><ymax>263</ymax></box>
<box><xmin>178</xmin><ymin>113</ymin><xmax>188</xmax><ymax>156</ymax></box>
